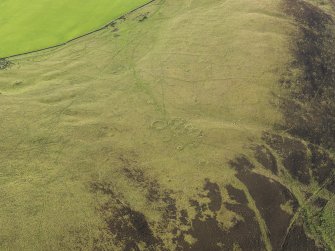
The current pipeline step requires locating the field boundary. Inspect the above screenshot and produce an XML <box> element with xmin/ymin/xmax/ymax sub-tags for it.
<box><xmin>1</xmin><ymin>0</ymin><xmax>156</xmax><ymax>60</ymax></box>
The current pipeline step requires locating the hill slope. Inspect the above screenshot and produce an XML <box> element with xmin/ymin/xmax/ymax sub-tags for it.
<box><xmin>0</xmin><ymin>0</ymin><xmax>334</xmax><ymax>250</ymax></box>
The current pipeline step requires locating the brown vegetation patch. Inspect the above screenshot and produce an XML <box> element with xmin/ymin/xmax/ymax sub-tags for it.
<box><xmin>308</xmin><ymin>144</ymin><xmax>335</xmax><ymax>187</ymax></box>
<box><xmin>253</xmin><ymin>144</ymin><xmax>278</xmax><ymax>174</ymax></box>
<box><xmin>326</xmin><ymin>178</ymin><xmax>335</xmax><ymax>193</ymax></box>
<box><xmin>106</xmin><ymin>205</ymin><xmax>160</xmax><ymax>250</ymax></box>
<box><xmin>281</xmin><ymin>222</ymin><xmax>324</xmax><ymax>251</ymax></box>
<box><xmin>262</xmin><ymin>132</ymin><xmax>311</xmax><ymax>184</ymax></box>
<box><xmin>262</xmin><ymin>132</ymin><xmax>306</xmax><ymax>157</ymax></box>
<box><xmin>204</xmin><ymin>179</ymin><xmax>222</xmax><ymax>212</ymax></box>
<box><xmin>229</xmin><ymin>155</ymin><xmax>255</xmax><ymax>172</ymax></box>
<box><xmin>281</xmin><ymin>0</ymin><xmax>335</xmax><ymax>150</ymax></box>
<box><xmin>230</xmin><ymin>155</ymin><xmax>298</xmax><ymax>250</ymax></box>
<box><xmin>179</xmin><ymin>180</ymin><xmax>264</xmax><ymax>251</ymax></box>
<box><xmin>282</xmin><ymin>148</ymin><xmax>310</xmax><ymax>185</ymax></box>
<box><xmin>118</xmin><ymin>155</ymin><xmax>165</xmax><ymax>202</ymax></box>
<box><xmin>91</xmin><ymin>181</ymin><xmax>164</xmax><ymax>250</ymax></box>
<box><xmin>223</xmin><ymin>185</ymin><xmax>265</xmax><ymax>250</ymax></box>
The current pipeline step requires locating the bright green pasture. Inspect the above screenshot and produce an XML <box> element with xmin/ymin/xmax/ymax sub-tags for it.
<box><xmin>0</xmin><ymin>0</ymin><xmax>149</xmax><ymax>58</ymax></box>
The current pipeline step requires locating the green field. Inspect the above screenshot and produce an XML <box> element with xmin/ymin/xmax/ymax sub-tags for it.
<box><xmin>0</xmin><ymin>0</ymin><xmax>334</xmax><ymax>250</ymax></box>
<box><xmin>0</xmin><ymin>0</ymin><xmax>149</xmax><ymax>58</ymax></box>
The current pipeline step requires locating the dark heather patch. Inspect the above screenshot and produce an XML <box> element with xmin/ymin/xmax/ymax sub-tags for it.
<box><xmin>238</xmin><ymin>172</ymin><xmax>298</xmax><ymax>250</ymax></box>
<box><xmin>281</xmin><ymin>0</ymin><xmax>335</xmax><ymax>150</ymax></box>
<box><xmin>118</xmin><ymin>155</ymin><xmax>190</xmax><ymax>247</ymax></box>
<box><xmin>225</xmin><ymin>185</ymin><xmax>248</xmax><ymax>205</ymax></box>
<box><xmin>90</xmin><ymin>181</ymin><xmax>118</xmax><ymax>197</ymax></box>
<box><xmin>0</xmin><ymin>59</ymin><xmax>12</xmax><ymax>70</ymax></box>
<box><xmin>282</xmin><ymin>148</ymin><xmax>311</xmax><ymax>184</ymax></box>
<box><xmin>91</xmin><ymin>176</ymin><xmax>265</xmax><ymax>250</ymax></box>
<box><xmin>281</xmin><ymin>223</ymin><xmax>324</xmax><ymax>251</ymax></box>
<box><xmin>181</xmin><ymin>181</ymin><xmax>264</xmax><ymax>251</ymax></box>
<box><xmin>223</xmin><ymin>187</ymin><xmax>264</xmax><ymax>251</ymax></box>
<box><xmin>186</xmin><ymin>217</ymin><xmax>226</xmax><ymax>251</ymax></box>
<box><xmin>253</xmin><ymin>145</ymin><xmax>278</xmax><ymax>174</ymax></box>
<box><xmin>179</xmin><ymin>210</ymin><xmax>189</xmax><ymax>225</ymax></box>
<box><xmin>117</xmin><ymin>155</ymin><xmax>192</xmax><ymax>249</ymax></box>
<box><xmin>189</xmin><ymin>199</ymin><xmax>205</xmax><ymax>217</ymax></box>
<box><xmin>230</xmin><ymin>156</ymin><xmax>298</xmax><ymax>250</ymax></box>
<box><xmin>262</xmin><ymin>132</ymin><xmax>307</xmax><ymax>157</ymax></box>
<box><xmin>105</xmin><ymin>205</ymin><xmax>158</xmax><ymax>248</ymax></box>
<box><xmin>147</xmin><ymin>181</ymin><xmax>161</xmax><ymax>202</ymax></box>
<box><xmin>162</xmin><ymin>192</ymin><xmax>177</xmax><ymax>221</ymax></box>
<box><xmin>121</xmin><ymin>164</ymin><xmax>179</xmax><ymax>224</ymax></box>
<box><xmin>262</xmin><ymin>132</ymin><xmax>311</xmax><ymax>184</ymax></box>
<box><xmin>123</xmin><ymin>167</ymin><xmax>146</xmax><ymax>183</ymax></box>
<box><xmin>118</xmin><ymin>155</ymin><xmax>164</xmax><ymax>202</ymax></box>
<box><xmin>90</xmin><ymin>181</ymin><xmax>163</xmax><ymax>250</ymax></box>
<box><xmin>204</xmin><ymin>179</ymin><xmax>222</xmax><ymax>212</ymax></box>
<box><xmin>186</xmin><ymin>208</ymin><xmax>264</xmax><ymax>251</ymax></box>
<box><xmin>308</xmin><ymin>144</ymin><xmax>335</xmax><ymax>186</ymax></box>
<box><xmin>122</xmin><ymin>165</ymin><xmax>162</xmax><ymax>202</ymax></box>
<box><xmin>313</xmin><ymin>197</ymin><xmax>329</xmax><ymax>209</ymax></box>
<box><xmin>229</xmin><ymin>155</ymin><xmax>255</xmax><ymax>172</ymax></box>
<box><xmin>326</xmin><ymin>178</ymin><xmax>335</xmax><ymax>193</ymax></box>
<box><xmin>172</xmin><ymin>234</ymin><xmax>191</xmax><ymax>251</ymax></box>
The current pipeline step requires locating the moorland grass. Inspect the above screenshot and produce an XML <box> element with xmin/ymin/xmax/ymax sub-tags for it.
<box><xmin>0</xmin><ymin>0</ymin><xmax>289</xmax><ymax>249</ymax></box>
<box><xmin>0</xmin><ymin>0</ymin><xmax>334</xmax><ymax>250</ymax></box>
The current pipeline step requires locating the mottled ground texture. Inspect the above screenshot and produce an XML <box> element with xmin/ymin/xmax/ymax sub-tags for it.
<box><xmin>0</xmin><ymin>0</ymin><xmax>334</xmax><ymax>250</ymax></box>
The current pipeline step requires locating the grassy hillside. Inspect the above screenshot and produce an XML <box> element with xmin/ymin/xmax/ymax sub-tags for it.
<box><xmin>0</xmin><ymin>0</ymin><xmax>150</xmax><ymax>58</ymax></box>
<box><xmin>0</xmin><ymin>0</ymin><xmax>334</xmax><ymax>250</ymax></box>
